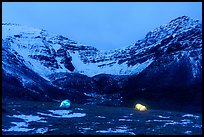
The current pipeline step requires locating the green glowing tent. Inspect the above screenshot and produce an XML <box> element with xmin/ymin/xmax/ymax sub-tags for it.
<box><xmin>60</xmin><ymin>99</ymin><xmax>71</xmax><ymax>108</ymax></box>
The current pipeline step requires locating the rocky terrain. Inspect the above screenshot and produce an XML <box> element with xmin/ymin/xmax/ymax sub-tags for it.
<box><xmin>2</xmin><ymin>100</ymin><xmax>202</xmax><ymax>135</ymax></box>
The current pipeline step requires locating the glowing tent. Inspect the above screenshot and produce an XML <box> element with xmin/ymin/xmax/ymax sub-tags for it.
<box><xmin>60</xmin><ymin>99</ymin><xmax>71</xmax><ymax>108</ymax></box>
<box><xmin>135</xmin><ymin>103</ymin><xmax>147</xmax><ymax>111</ymax></box>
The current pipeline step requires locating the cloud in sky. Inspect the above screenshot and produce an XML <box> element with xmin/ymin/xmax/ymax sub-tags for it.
<box><xmin>2</xmin><ymin>2</ymin><xmax>202</xmax><ymax>50</ymax></box>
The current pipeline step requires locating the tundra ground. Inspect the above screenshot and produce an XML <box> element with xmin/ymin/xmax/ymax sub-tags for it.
<box><xmin>2</xmin><ymin>100</ymin><xmax>202</xmax><ymax>135</ymax></box>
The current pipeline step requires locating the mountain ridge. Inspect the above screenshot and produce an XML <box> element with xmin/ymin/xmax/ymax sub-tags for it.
<box><xmin>3</xmin><ymin>16</ymin><xmax>201</xmax><ymax>79</ymax></box>
<box><xmin>2</xmin><ymin>16</ymin><xmax>202</xmax><ymax>113</ymax></box>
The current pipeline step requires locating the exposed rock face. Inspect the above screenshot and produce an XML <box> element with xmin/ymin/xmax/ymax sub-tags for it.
<box><xmin>2</xmin><ymin>16</ymin><xmax>202</xmax><ymax>113</ymax></box>
<box><xmin>2</xmin><ymin>40</ymin><xmax>88</xmax><ymax>104</ymax></box>
<box><xmin>92</xmin><ymin>74</ymin><xmax>129</xmax><ymax>94</ymax></box>
<box><xmin>51</xmin><ymin>73</ymin><xmax>97</xmax><ymax>93</ymax></box>
<box><xmin>118</xmin><ymin>16</ymin><xmax>202</xmax><ymax>113</ymax></box>
<box><xmin>121</xmin><ymin>54</ymin><xmax>202</xmax><ymax>113</ymax></box>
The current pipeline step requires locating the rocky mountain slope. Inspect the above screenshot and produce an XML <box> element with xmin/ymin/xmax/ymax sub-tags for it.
<box><xmin>2</xmin><ymin>16</ymin><xmax>202</xmax><ymax>113</ymax></box>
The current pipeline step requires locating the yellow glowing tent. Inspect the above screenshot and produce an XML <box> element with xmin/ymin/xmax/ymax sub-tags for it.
<box><xmin>135</xmin><ymin>103</ymin><xmax>147</xmax><ymax>111</ymax></box>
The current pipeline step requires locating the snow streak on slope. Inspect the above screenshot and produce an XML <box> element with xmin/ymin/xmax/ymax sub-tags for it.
<box><xmin>2</xmin><ymin>23</ymin><xmax>71</xmax><ymax>80</ymax></box>
<box><xmin>71</xmin><ymin>52</ymin><xmax>154</xmax><ymax>77</ymax></box>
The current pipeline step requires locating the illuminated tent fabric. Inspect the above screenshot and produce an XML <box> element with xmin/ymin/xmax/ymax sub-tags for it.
<box><xmin>60</xmin><ymin>99</ymin><xmax>71</xmax><ymax>108</ymax></box>
<box><xmin>135</xmin><ymin>103</ymin><xmax>147</xmax><ymax>111</ymax></box>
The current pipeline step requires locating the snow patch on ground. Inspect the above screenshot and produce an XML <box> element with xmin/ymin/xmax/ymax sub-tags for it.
<box><xmin>48</xmin><ymin>110</ymin><xmax>72</xmax><ymax>115</ymax></box>
<box><xmin>81</xmin><ymin>127</ymin><xmax>92</xmax><ymax>130</ymax></box>
<box><xmin>34</xmin><ymin>127</ymin><xmax>49</xmax><ymax>134</ymax></box>
<box><xmin>184</xmin><ymin>130</ymin><xmax>192</xmax><ymax>135</ymax></box>
<box><xmin>146</xmin><ymin>119</ymin><xmax>174</xmax><ymax>123</ymax></box>
<box><xmin>180</xmin><ymin>119</ymin><xmax>193</xmax><ymax>124</ymax></box>
<box><xmin>163</xmin><ymin>119</ymin><xmax>193</xmax><ymax>127</ymax></box>
<box><xmin>2</xmin><ymin>122</ymin><xmax>34</xmax><ymax>132</ymax></box>
<box><xmin>79</xmin><ymin>127</ymin><xmax>93</xmax><ymax>134</ymax></box>
<box><xmin>157</xmin><ymin>115</ymin><xmax>170</xmax><ymax>119</ymax></box>
<box><xmin>96</xmin><ymin>116</ymin><xmax>106</xmax><ymax>119</ymax></box>
<box><xmin>96</xmin><ymin>128</ymin><xmax>135</xmax><ymax>135</ymax></box>
<box><xmin>61</xmin><ymin>113</ymin><xmax>86</xmax><ymax>118</ymax></box>
<box><xmin>118</xmin><ymin>119</ymin><xmax>133</xmax><ymax>122</ymax></box>
<box><xmin>7</xmin><ymin>114</ymin><xmax>45</xmax><ymax>123</ymax></box>
<box><xmin>117</xmin><ymin>126</ymin><xmax>128</xmax><ymax>129</ymax></box>
<box><xmin>182</xmin><ymin>114</ymin><xmax>200</xmax><ymax>118</ymax></box>
<box><xmin>92</xmin><ymin>122</ymin><xmax>101</xmax><ymax>125</ymax></box>
<box><xmin>37</xmin><ymin>112</ymin><xmax>56</xmax><ymax>117</ymax></box>
<box><xmin>75</xmin><ymin>108</ymin><xmax>83</xmax><ymax>110</ymax></box>
<box><xmin>46</xmin><ymin>110</ymin><xmax>86</xmax><ymax>118</ymax></box>
<box><xmin>192</xmin><ymin>124</ymin><xmax>202</xmax><ymax>128</ymax></box>
<box><xmin>3</xmin><ymin>114</ymin><xmax>47</xmax><ymax>133</ymax></box>
<box><xmin>146</xmin><ymin>118</ymin><xmax>198</xmax><ymax>128</ymax></box>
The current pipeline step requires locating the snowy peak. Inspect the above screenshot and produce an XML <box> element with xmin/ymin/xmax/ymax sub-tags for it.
<box><xmin>143</xmin><ymin>16</ymin><xmax>201</xmax><ymax>45</ymax></box>
<box><xmin>2</xmin><ymin>22</ymin><xmax>43</xmax><ymax>39</ymax></box>
<box><xmin>168</xmin><ymin>16</ymin><xmax>200</xmax><ymax>26</ymax></box>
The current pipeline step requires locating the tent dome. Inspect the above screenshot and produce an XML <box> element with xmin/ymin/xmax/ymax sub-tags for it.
<box><xmin>60</xmin><ymin>99</ymin><xmax>71</xmax><ymax>108</ymax></box>
<box><xmin>135</xmin><ymin>103</ymin><xmax>147</xmax><ymax>111</ymax></box>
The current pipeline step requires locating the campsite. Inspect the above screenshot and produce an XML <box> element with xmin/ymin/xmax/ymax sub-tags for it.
<box><xmin>2</xmin><ymin>99</ymin><xmax>202</xmax><ymax>135</ymax></box>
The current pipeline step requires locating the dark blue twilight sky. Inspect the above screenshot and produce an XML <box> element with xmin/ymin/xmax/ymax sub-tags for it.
<box><xmin>2</xmin><ymin>2</ymin><xmax>202</xmax><ymax>50</ymax></box>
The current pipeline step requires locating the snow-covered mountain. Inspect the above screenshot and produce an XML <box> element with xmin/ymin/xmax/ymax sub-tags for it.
<box><xmin>2</xmin><ymin>16</ymin><xmax>202</xmax><ymax>113</ymax></box>
<box><xmin>1</xmin><ymin>23</ymin><xmax>153</xmax><ymax>79</ymax></box>
<box><xmin>2</xmin><ymin>16</ymin><xmax>201</xmax><ymax>80</ymax></box>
